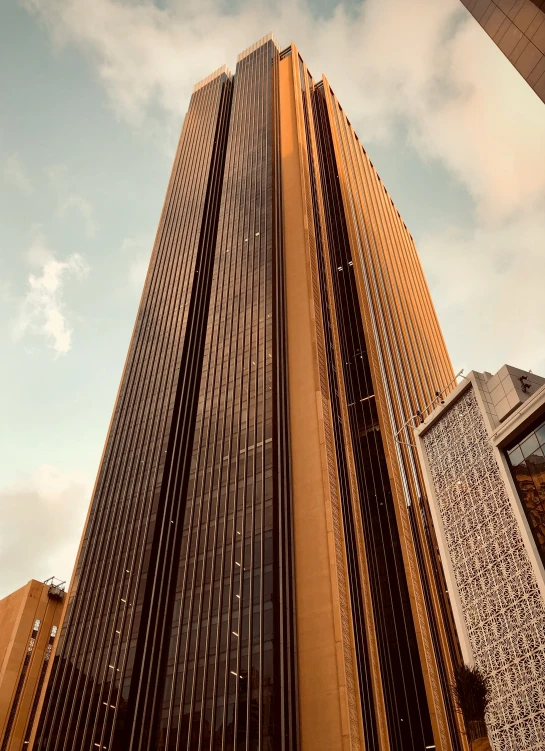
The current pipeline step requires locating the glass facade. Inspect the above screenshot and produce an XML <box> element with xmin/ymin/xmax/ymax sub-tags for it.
<box><xmin>293</xmin><ymin>61</ymin><xmax>456</xmax><ymax>749</ymax></box>
<box><xmin>460</xmin><ymin>0</ymin><xmax>545</xmax><ymax>104</ymax></box>
<box><xmin>33</xmin><ymin>36</ymin><xmax>462</xmax><ymax>751</ymax></box>
<box><xmin>301</xmin><ymin>69</ymin><xmax>380</xmax><ymax>748</ymax></box>
<box><xmin>312</xmin><ymin>80</ymin><xmax>433</xmax><ymax>750</ymax></box>
<box><xmin>507</xmin><ymin>416</ymin><xmax>545</xmax><ymax>565</ymax></box>
<box><xmin>151</xmin><ymin>40</ymin><xmax>295</xmax><ymax>751</ymax></box>
<box><xmin>34</xmin><ymin>38</ymin><xmax>296</xmax><ymax>751</ymax></box>
<box><xmin>282</xmin><ymin>47</ymin><xmax>462</xmax><ymax>750</ymax></box>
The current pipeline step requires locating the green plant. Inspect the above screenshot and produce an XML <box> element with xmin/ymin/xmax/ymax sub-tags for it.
<box><xmin>452</xmin><ymin>662</ymin><xmax>490</xmax><ymax>743</ymax></box>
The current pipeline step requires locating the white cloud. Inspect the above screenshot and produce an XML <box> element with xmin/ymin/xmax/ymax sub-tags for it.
<box><xmin>59</xmin><ymin>193</ymin><xmax>97</xmax><ymax>239</ymax></box>
<box><xmin>47</xmin><ymin>162</ymin><xmax>68</xmax><ymax>187</ymax></box>
<box><xmin>0</xmin><ymin>274</ymin><xmax>12</xmax><ymax>303</ymax></box>
<box><xmin>7</xmin><ymin>0</ymin><xmax>544</xmax><ymax>610</ymax></box>
<box><xmin>121</xmin><ymin>234</ymin><xmax>153</xmax><ymax>290</ymax></box>
<box><xmin>407</xmin><ymin>15</ymin><xmax>545</xmax><ymax>223</ymax></box>
<box><xmin>20</xmin><ymin>0</ymin><xmax>545</xmax><ymax>377</ymax></box>
<box><xmin>4</xmin><ymin>152</ymin><xmax>33</xmax><ymax>194</ymax></box>
<box><xmin>0</xmin><ymin>465</ymin><xmax>90</xmax><ymax>598</ymax></box>
<box><xmin>420</xmin><ymin>208</ymin><xmax>545</xmax><ymax>377</ymax></box>
<box><xmin>14</xmin><ymin>235</ymin><xmax>89</xmax><ymax>355</ymax></box>
<box><xmin>20</xmin><ymin>0</ymin><xmax>545</xmax><ymax>217</ymax></box>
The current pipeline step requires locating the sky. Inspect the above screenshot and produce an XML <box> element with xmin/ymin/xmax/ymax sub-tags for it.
<box><xmin>1</xmin><ymin>0</ymin><xmax>545</xmax><ymax>598</ymax></box>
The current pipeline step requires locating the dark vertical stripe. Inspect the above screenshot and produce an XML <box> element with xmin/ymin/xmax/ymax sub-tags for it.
<box><xmin>311</xmin><ymin>82</ymin><xmax>434</xmax><ymax>751</ymax></box>
<box><xmin>153</xmin><ymin>39</ymin><xmax>296</xmax><ymax>751</ymax></box>
<box><xmin>295</xmin><ymin>61</ymin><xmax>380</xmax><ymax>750</ymax></box>
<box><xmin>127</xmin><ymin>75</ymin><xmax>234</xmax><ymax>751</ymax></box>
<box><xmin>330</xmin><ymin>90</ymin><xmax>462</xmax><ymax>751</ymax></box>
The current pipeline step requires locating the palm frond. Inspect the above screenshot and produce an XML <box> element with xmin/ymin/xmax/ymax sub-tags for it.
<box><xmin>452</xmin><ymin>663</ymin><xmax>490</xmax><ymax>741</ymax></box>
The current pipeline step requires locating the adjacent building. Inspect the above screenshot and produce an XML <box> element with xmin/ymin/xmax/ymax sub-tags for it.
<box><xmin>416</xmin><ymin>365</ymin><xmax>545</xmax><ymax>750</ymax></box>
<box><xmin>32</xmin><ymin>36</ymin><xmax>466</xmax><ymax>751</ymax></box>
<box><xmin>0</xmin><ymin>579</ymin><xmax>64</xmax><ymax>751</ymax></box>
<box><xmin>460</xmin><ymin>0</ymin><xmax>545</xmax><ymax>103</ymax></box>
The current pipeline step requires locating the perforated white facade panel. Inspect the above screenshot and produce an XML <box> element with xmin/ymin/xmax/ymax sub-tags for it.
<box><xmin>423</xmin><ymin>387</ymin><xmax>545</xmax><ymax>750</ymax></box>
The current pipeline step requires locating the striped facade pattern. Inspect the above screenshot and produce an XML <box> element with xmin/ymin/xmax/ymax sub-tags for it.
<box><xmin>150</xmin><ymin>39</ymin><xmax>296</xmax><ymax>750</ymax></box>
<box><xmin>33</xmin><ymin>37</ymin><xmax>463</xmax><ymax>751</ymax></box>
<box><xmin>0</xmin><ymin>581</ymin><xmax>63</xmax><ymax>751</ymax></box>
<box><xmin>33</xmin><ymin>69</ymin><xmax>239</xmax><ymax>750</ymax></box>
<box><xmin>461</xmin><ymin>0</ymin><xmax>545</xmax><ymax>103</ymax></box>
<box><xmin>319</xmin><ymin>80</ymin><xmax>464</xmax><ymax>751</ymax></box>
<box><xmin>33</xmin><ymin>38</ymin><xmax>297</xmax><ymax>751</ymax></box>
<box><xmin>281</xmin><ymin>47</ymin><xmax>464</xmax><ymax>751</ymax></box>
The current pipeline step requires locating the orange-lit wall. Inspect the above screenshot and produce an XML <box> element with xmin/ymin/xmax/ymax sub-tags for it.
<box><xmin>0</xmin><ymin>581</ymin><xmax>63</xmax><ymax>751</ymax></box>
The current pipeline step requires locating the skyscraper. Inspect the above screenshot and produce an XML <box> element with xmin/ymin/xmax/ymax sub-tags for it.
<box><xmin>32</xmin><ymin>36</ymin><xmax>464</xmax><ymax>751</ymax></box>
<box><xmin>459</xmin><ymin>0</ymin><xmax>545</xmax><ymax>103</ymax></box>
<box><xmin>0</xmin><ymin>578</ymin><xmax>64</xmax><ymax>751</ymax></box>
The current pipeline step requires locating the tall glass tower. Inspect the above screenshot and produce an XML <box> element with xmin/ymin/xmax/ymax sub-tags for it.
<box><xmin>32</xmin><ymin>36</ymin><xmax>464</xmax><ymax>751</ymax></box>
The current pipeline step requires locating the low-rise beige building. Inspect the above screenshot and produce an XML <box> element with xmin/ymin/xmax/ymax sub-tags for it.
<box><xmin>0</xmin><ymin>579</ymin><xmax>64</xmax><ymax>750</ymax></box>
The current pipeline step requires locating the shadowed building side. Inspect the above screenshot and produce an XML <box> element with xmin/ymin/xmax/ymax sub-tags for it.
<box><xmin>31</xmin><ymin>68</ymin><xmax>238</xmax><ymax>751</ymax></box>
<box><xmin>147</xmin><ymin>37</ymin><xmax>297</xmax><ymax>751</ymax></box>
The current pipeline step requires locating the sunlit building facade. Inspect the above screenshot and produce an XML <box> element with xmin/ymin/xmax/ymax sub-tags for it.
<box><xmin>0</xmin><ymin>579</ymin><xmax>64</xmax><ymax>751</ymax></box>
<box><xmin>32</xmin><ymin>36</ymin><xmax>465</xmax><ymax>751</ymax></box>
<box><xmin>460</xmin><ymin>0</ymin><xmax>545</xmax><ymax>103</ymax></box>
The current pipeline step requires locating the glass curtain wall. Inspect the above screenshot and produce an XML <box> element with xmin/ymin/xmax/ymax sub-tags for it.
<box><xmin>34</xmin><ymin>71</ymin><xmax>233</xmax><ymax>751</ymax></box>
<box><xmin>507</xmin><ymin>417</ymin><xmax>545</xmax><ymax>566</ymax></box>
<box><xmin>309</xmin><ymin>79</ymin><xmax>434</xmax><ymax>751</ymax></box>
<box><xmin>153</xmin><ymin>38</ymin><xmax>296</xmax><ymax>751</ymax></box>
<box><xmin>34</xmin><ymin>40</ymin><xmax>296</xmax><ymax>751</ymax></box>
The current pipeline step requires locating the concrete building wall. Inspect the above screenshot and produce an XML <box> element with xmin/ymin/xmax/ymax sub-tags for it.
<box><xmin>0</xmin><ymin>581</ymin><xmax>64</xmax><ymax>751</ymax></box>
